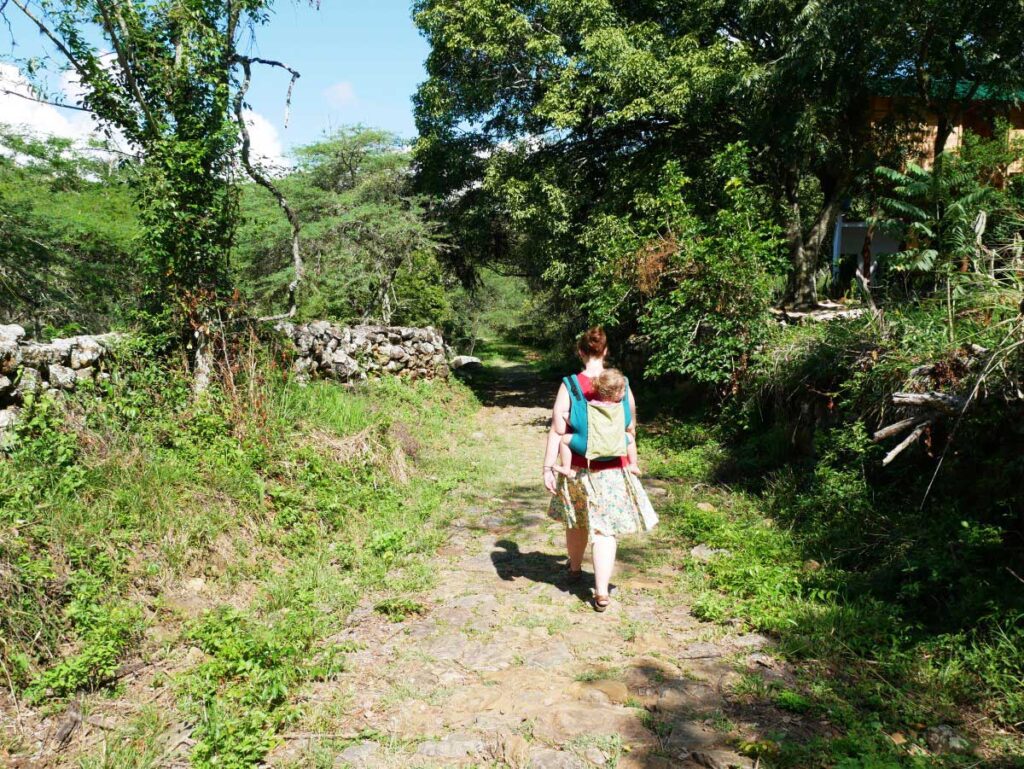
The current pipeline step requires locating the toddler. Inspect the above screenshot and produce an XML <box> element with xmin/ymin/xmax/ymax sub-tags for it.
<box><xmin>554</xmin><ymin>368</ymin><xmax>640</xmax><ymax>478</ymax></box>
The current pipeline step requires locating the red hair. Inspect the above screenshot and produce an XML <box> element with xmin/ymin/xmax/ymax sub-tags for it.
<box><xmin>577</xmin><ymin>326</ymin><xmax>608</xmax><ymax>360</ymax></box>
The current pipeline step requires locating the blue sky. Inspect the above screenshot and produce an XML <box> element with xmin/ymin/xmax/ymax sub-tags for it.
<box><xmin>242</xmin><ymin>3</ymin><xmax>430</xmax><ymax>148</ymax></box>
<box><xmin>0</xmin><ymin>2</ymin><xmax>430</xmax><ymax>160</ymax></box>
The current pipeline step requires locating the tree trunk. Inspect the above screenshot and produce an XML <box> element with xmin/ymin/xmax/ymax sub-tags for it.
<box><xmin>856</xmin><ymin>226</ymin><xmax>878</xmax><ymax>312</ymax></box>
<box><xmin>783</xmin><ymin>182</ymin><xmax>843</xmax><ymax>310</ymax></box>
<box><xmin>191</xmin><ymin>309</ymin><xmax>214</xmax><ymax>395</ymax></box>
<box><xmin>933</xmin><ymin>113</ymin><xmax>952</xmax><ymax>163</ymax></box>
<box><xmin>784</xmin><ymin>207</ymin><xmax>818</xmax><ymax>309</ymax></box>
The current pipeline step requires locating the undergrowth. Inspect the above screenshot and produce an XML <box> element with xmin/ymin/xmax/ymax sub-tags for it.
<box><xmin>647</xmin><ymin>299</ymin><xmax>1024</xmax><ymax>767</ymax></box>
<box><xmin>0</xmin><ymin>333</ymin><xmax>476</xmax><ymax>766</ymax></box>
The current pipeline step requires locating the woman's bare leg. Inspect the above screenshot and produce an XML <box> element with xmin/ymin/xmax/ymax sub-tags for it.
<box><xmin>592</xmin><ymin>533</ymin><xmax>617</xmax><ymax>597</ymax></box>
<box><xmin>566</xmin><ymin>527</ymin><xmax>587</xmax><ymax>572</ymax></box>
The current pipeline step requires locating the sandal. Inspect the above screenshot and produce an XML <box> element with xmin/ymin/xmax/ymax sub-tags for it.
<box><xmin>567</xmin><ymin>566</ymin><xmax>583</xmax><ymax>584</ymax></box>
<box><xmin>593</xmin><ymin>594</ymin><xmax>611</xmax><ymax>612</ymax></box>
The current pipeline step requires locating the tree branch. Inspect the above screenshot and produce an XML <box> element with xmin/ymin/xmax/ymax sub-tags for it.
<box><xmin>0</xmin><ymin>86</ymin><xmax>94</xmax><ymax>113</ymax></box>
<box><xmin>872</xmin><ymin>416</ymin><xmax>924</xmax><ymax>442</ymax></box>
<box><xmin>245</xmin><ymin>56</ymin><xmax>300</xmax><ymax>128</ymax></box>
<box><xmin>7</xmin><ymin>0</ymin><xmax>90</xmax><ymax>78</ymax></box>
<box><xmin>892</xmin><ymin>391</ymin><xmax>965</xmax><ymax>414</ymax></box>
<box><xmin>94</xmin><ymin>0</ymin><xmax>159</xmax><ymax>137</ymax></box>
<box><xmin>232</xmin><ymin>55</ymin><xmax>303</xmax><ymax>321</ymax></box>
<box><xmin>882</xmin><ymin>421</ymin><xmax>930</xmax><ymax>466</ymax></box>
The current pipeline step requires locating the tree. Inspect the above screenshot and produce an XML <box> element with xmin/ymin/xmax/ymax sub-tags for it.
<box><xmin>0</xmin><ymin>130</ymin><xmax>141</xmax><ymax>337</ymax></box>
<box><xmin>235</xmin><ymin>128</ymin><xmax>449</xmax><ymax>327</ymax></box>
<box><xmin>1</xmin><ymin>0</ymin><xmax>302</xmax><ymax>386</ymax></box>
<box><xmin>413</xmin><ymin>0</ymin><xmax>1024</xmax><ymax>317</ymax></box>
<box><xmin>899</xmin><ymin>0</ymin><xmax>1024</xmax><ymax>162</ymax></box>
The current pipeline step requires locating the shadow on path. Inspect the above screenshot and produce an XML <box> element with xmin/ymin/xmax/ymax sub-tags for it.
<box><xmin>490</xmin><ymin>539</ymin><xmax>594</xmax><ymax>604</ymax></box>
<box><xmin>455</xmin><ymin>363</ymin><xmax>559</xmax><ymax>410</ymax></box>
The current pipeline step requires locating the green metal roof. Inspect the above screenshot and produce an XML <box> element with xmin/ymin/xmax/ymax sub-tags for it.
<box><xmin>874</xmin><ymin>78</ymin><xmax>1024</xmax><ymax>104</ymax></box>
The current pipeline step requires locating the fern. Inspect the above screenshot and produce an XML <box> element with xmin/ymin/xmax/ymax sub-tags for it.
<box><xmin>875</xmin><ymin>150</ymin><xmax>997</xmax><ymax>277</ymax></box>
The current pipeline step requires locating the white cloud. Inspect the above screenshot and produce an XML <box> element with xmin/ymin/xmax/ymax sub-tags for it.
<box><xmin>324</xmin><ymin>81</ymin><xmax>358</xmax><ymax>110</ymax></box>
<box><xmin>2</xmin><ymin>64</ymin><xmax>288</xmax><ymax>172</ymax></box>
<box><xmin>0</xmin><ymin>63</ymin><xmax>88</xmax><ymax>140</ymax></box>
<box><xmin>243</xmin><ymin>109</ymin><xmax>289</xmax><ymax>170</ymax></box>
<box><xmin>0</xmin><ymin>63</ymin><xmax>128</xmax><ymax>156</ymax></box>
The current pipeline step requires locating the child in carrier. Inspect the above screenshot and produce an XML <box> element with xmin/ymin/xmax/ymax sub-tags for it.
<box><xmin>553</xmin><ymin>368</ymin><xmax>640</xmax><ymax>479</ymax></box>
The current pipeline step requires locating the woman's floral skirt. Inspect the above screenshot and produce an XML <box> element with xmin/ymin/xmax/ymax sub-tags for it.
<box><xmin>548</xmin><ymin>468</ymin><xmax>658</xmax><ymax>540</ymax></box>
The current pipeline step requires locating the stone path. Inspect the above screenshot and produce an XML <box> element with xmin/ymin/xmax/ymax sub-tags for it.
<box><xmin>284</xmin><ymin>362</ymin><xmax>797</xmax><ymax>769</ymax></box>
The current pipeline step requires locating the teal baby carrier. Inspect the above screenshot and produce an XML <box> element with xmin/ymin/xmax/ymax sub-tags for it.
<box><xmin>563</xmin><ymin>374</ymin><xmax>632</xmax><ymax>463</ymax></box>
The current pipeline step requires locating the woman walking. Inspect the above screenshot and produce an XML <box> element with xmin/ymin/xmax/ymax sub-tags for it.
<box><xmin>542</xmin><ymin>327</ymin><xmax>658</xmax><ymax>611</ymax></box>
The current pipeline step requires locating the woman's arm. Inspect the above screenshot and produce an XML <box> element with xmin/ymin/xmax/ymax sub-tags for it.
<box><xmin>543</xmin><ymin>383</ymin><xmax>570</xmax><ymax>494</ymax></box>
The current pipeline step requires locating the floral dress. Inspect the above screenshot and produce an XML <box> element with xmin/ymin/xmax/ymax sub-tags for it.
<box><xmin>548</xmin><ymin>468</ymin><xmax>659</xmax><ymax>540</ymax></box>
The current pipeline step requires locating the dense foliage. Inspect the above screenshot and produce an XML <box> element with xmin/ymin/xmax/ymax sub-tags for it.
<box><xmin>0</xmin><ymin>131</ymin><xmax>140</xmax><ymax>335</ymax></box>
<box><xmin>234</xmin><ymin>128</ymin><xmax>453</xmax><ymax>329</ymax></box>
<box><xmin>413</xmin><ymin>0</ymin><xmax>1024</xmax><ymax>338</ymax></box>
<box><xmin>577</xmin><ymin>152</ymin><xmax>785</xmax><ymax>384</ymax></box>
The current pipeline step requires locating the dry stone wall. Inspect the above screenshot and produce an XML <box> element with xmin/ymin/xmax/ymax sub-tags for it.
<box><xmin>277</xmin><ymin>321</ymin><xmax>451</xmax><ymax>383</ymax></box>
<box><xmin>0</xmin><ymin>321</ymin><xmax>455</xmax><ymax>442</ymax></box>
<box><xmin>0</xmin><ymin>324</ymin><xmax>121</xmax><ymax>439</ymax></box>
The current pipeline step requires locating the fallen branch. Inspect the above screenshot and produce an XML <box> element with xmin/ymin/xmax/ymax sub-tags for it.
<box><xmin>920</xmin><ymin>328</ymin><xmax>1024</xmax><ymax>509</ymax></box>
<box><xmin>872</xmin><ymin>416</ymin><xmax>923</xmax><ymax>442</ymax></box>
<box><xmin>281</xmin><ymin>731</ymin><xmax>364</xmax><ymax>741</ymax></box>
<box><xmin>52</xmin><ymin>699</ymin><xmax>82</xmax><ymax>749</ymax></box>
<box><xmin>892</xmin><ymin>391</ymin><xmax>965</xmax><ymax>414</ymax></box>
<box><xmin>882</xmin><ymin>421</ymin><xmax>930</xmax><ymax>466</ymax></box>
<box><xmin>908</xmin><ymin>364</ymin><xmax>936</xmax><ymax>378</ymax></box>
<box><xmin>769</xmin><ymin>306</ymin><xmax>866</xmax><ymax>324</ymax></box>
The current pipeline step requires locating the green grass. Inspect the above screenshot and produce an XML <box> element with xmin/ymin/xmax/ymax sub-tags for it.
<box><xmin>77</xmin><ymin>706</ymin><xmax>172</xmax><ymax>769</ymax></box>
<box><xmin>0</xmin><ymin>344</ymin><xmax>481</xmax><ymax>767</ymax></box>
<box><xmin>647</xmin><ymin>427</ymin><xmax>1024</xmax><ymax>767</ymax></box>
<box><xmin>374</xmin><ymin>597</ymin><xmax>427</xmax><ymax>621</ymax></box>
<box><xmin>630</xmin><ymin>298</ymin><xmax>1024</xmax><ymax>767</ymax></box>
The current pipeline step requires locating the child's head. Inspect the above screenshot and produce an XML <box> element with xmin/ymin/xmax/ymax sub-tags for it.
<box><xmin>594</xmin><ymin>368</ymin><xmax>626</xmax><ymax>402</ymax></box>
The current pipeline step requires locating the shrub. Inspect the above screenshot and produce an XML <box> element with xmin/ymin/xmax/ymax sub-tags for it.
<box><xmin>579</xmin><ymin>148</ymin><xmax>786</xmax><ymax>386</ymax></box>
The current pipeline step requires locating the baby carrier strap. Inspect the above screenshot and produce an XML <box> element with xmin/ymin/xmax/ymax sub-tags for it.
<box><xmin>563</xmin><ymin>374</ymin><xmax>589</xmax><ymax>457</ymax></box>
<box><xmin>623</xmin><ymin>377</ymin><xmax>632</xmax><ymax>428</ymax></box>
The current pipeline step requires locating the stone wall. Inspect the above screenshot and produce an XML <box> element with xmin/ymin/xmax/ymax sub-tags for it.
<box><xmin>277</xmin><ymin>321</ymin><xmax>451</xmax><ymax>383</ymax></box>
<box><xmin>0</xmin><ymin>324</ymin><xmax>120</xmax><ymax>437</ymax></box>
<box><xmin>0</xmin><ymin>321</ymin><xmax>454</xmax><ymax>441</ymax></box>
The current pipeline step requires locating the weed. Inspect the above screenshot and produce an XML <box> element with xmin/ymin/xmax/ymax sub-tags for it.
<box><xmin>78</xmin><ymin>706</ymin><xmax>172</xmax><ymax>769</ymax></box>
<box><xmin>374</xmin><ymin>597</ymin><xmax>427</xmax><ymax>622</ymax></box>
<box><xmin>575</xmin><ymin>668</ymin><xmax>618</xmax><ymax>683</ymax></box>
<box><xmin>638</xmin><ymin>710</ymin><xmax>673</xmax><ymax>738</ymax></box>
<box><xmin>732</xmin><ymin>672</ymin><xmax>773</xmax><ymax>701</ymax></box>
<box><xmin>708</xmin><ymin>710</ymin><xmax>735</xmax><ymax>733</ymax></box>
<box><xmin>567</xmin><ymin>733</ymin><xmax>623</xmax><ymax>768</ymax></box>
<box><xmin>2</xmin><ymin>348</ymin><xmax>480</xmax><ymax>768</ymax></box>
<box><xmin>618</xmin><ymin>617</ymin><xmax>650</xmax><ymax>643</ymax></box>
<box><xmin>774</xmin><ymin>688</ymin><xmax>814</xmax><ymax>714</ymax></box>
